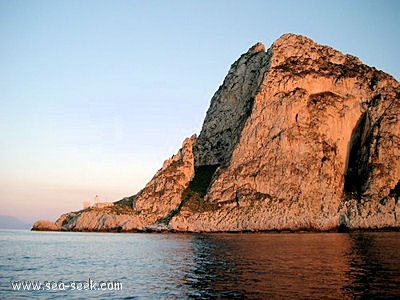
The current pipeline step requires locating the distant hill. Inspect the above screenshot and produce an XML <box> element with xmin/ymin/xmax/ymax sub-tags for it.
<box><xmin>0</xmin><ymin>215</ymin><xmax>30</xmax><ymax>229</ymax></box>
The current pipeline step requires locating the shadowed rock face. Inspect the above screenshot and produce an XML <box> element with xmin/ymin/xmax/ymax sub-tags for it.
<box><xmin>193</xmin><ymin>42</ymin><xmax>271</xmax><ymax>168</ymax></box>
<box><xmin>34</xmin><ymin>34</ymin><xmax>399</xmax><ymax>232</ymax></box>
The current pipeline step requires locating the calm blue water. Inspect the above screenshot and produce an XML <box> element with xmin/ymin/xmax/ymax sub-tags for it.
<box><xmin>0</xmin><ymin>230</ymin><xmax>399</xmax><ymax>299</ymax></box>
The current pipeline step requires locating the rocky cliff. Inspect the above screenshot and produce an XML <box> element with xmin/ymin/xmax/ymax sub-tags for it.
<box><xmin>33</xmin><ymin>34</ymin><xmax>399</xmax><ymax>232</ymax></box>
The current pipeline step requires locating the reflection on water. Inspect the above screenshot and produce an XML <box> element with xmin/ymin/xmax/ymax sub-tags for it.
<box><xmin>344</xmin><ymin>232</ymin><xmax>400</xmax><ymax>299</ymax></box>
<box><xmin>1</xmin><ymin>231</ymin><xmax>399</xmax><ymax>299</ymax></box>
<box><xmin>188</xmin><ymin>235</ymin><xmax>245</xmax><ymax>298</ymax></box>
<box><xmin>187</xmin><ymin>233</ymin><xmax>400</xmax><ymax>299</ymax></box>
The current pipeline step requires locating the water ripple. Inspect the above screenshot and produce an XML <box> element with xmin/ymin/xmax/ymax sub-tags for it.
<box><xmin>0</xmin><ymin>230</ymin><xmax>399</xmax><ymax>299</ymax></box>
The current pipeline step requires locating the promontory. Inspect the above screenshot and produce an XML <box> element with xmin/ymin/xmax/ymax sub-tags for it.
<box><xmin>33</xmin><ymin>34</ymin><xmax>400</xmax><ymax>232</ymax></box>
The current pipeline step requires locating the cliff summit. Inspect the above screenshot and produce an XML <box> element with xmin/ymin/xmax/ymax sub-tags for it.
<box><xmin>33</xmin><ymin>34</ymin><xmax>400</xmax><ymax>232</ymax></box>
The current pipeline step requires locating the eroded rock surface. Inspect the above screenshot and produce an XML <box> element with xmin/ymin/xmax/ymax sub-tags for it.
<box><xmin>32</xmin><ymin>220</ymin><xmax>60</xmax><ymax>231</ymax></box>
<box><xmin>34</xmin><ymin>34</ymin><xmax>399</xmax><ymax>232</ymax></box>
<box><xmin>172</xmin><ymin>34</ymin><xmax>399</xmax><ymax>231</ymax></box>
<box><xmin>33</xmin><ymin>136</ymin><xmax>196</xmax><ymax>232</ymax></box>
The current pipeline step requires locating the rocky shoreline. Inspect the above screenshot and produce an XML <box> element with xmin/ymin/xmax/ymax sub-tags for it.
<box><xmin>33</xmin><ymin>34</ymin><xmax>399</xmax><ymax>233</ymax></box>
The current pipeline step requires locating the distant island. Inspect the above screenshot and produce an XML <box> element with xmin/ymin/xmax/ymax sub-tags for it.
<box><xmin>33</xmin><ymin>34</ymin><xmax>400</xmax><ymax>233</ymax></box>
<box><xmin>0</xmin><ymin>215</ymin><xmax>30</xmax><ymax>230</ymax></box>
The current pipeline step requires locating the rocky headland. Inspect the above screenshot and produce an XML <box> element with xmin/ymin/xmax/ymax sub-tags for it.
<box><xmin>32</xmin><ymin>34</ymin><xmax>399</xmax><ymax>232</ymax></box>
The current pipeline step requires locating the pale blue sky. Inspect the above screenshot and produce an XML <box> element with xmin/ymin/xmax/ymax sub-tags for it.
<box><xmin>1</xmin><ymin>0</ymin><xmax>399</xmax><ymax>223</ymax></box>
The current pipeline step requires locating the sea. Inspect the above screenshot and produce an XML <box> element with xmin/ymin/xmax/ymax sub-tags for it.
<box><xmin>0</xmin><ymin>230</ymin><xmax>399</xmax><ymax>299</ymax></box>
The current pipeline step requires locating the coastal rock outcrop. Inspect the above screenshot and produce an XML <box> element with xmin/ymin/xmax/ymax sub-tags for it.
<box><xmin>133</xmin><ymin>135</ymin><xmax>196</xmax><ymax>226</ymax></box>
<box><xmin>171</xmin><ymin>34</ymin><xmax>400</xmax><ymax>231</ymax></box>
<box><xmin>33</xmin><ymin>34</ymin><xmax>399</xmax><ymax>232</ymax></box>
<box><xmin>32</xmin><ymin>220</ymin><xmax>60</xmax><ymax>231</ymax></box>
<box><xmin>33</xmin><ymin>136</ymin><xmax>196</xmax><ymax>232</ymax></box>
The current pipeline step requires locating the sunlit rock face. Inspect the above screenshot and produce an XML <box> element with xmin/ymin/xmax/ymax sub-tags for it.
<box><xmin>134</xmin><ymin>135</ymin><xmax>196</xmax><ymax>221</ymax></box>
<box><xmin>34</xmin><ymin>136</ymin><xmax>197</xmax><ymax>232</ymax></box>
<box><xmin>32</xmin><ymin>220</ymin><xmax>60</xmax><ymax>231</ymax></box>
<box><xmin>171</xmin><ymin>34</ymin><xmax>399</xmax><ymax>232</ymax></box>
<box><xmin>35</xmin><ymin>34</ymin><xmax>399</xmax><ymax>232</ymax></box>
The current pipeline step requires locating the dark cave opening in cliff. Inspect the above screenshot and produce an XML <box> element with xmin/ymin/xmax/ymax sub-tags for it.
<box><xmin>344</xmin><ymin>112</ymin><xmax>372</xmax><ymax>198</ymax></box>
<box><xmin>189</xmin><ymin>164</ymin><xmax>220</xmax><ymax>198</ymax></box>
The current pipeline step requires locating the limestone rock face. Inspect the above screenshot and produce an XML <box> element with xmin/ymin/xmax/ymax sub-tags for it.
<box><xmin>32</xmin><ymin>220</ymin><xmax>60</xmax><ymax>231</ymax></box>
<box><xmin>44</xmin><ymin>136</ymin><xmax>196</xmax><ymax>232</ymax></box>
<box><xmin>171</xmin><ymin>34</ymin><xmax>399</xmax><ymax>231</ymax></box>
<box><xmin>35</xmin><ymin>34</ymin><xmax>399</xmax><ymax>232</ymax></box>
<box><xmin>54</xmin><ymin>209</ymin><xmax>146</xmax><ymax>232</ymax></box>
<box><xmin>133</xmin><ymin>135</ymin><xmax>196</xmax><ymax>223</ymax></box>
<box><xmin>193</xmin><ymin>42</ymin><xmax>270</xmax><ymax>167</ymax></box>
